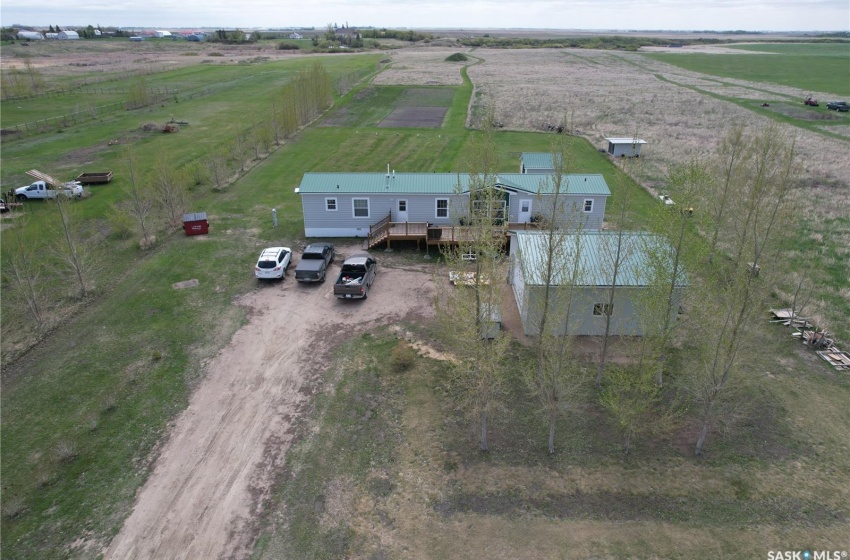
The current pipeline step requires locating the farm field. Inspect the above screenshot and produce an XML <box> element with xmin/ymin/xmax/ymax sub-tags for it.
<box><xmin>1</xmin><ymin>38</ymin><xmax>849</xmax><ymax>560</ymax></box>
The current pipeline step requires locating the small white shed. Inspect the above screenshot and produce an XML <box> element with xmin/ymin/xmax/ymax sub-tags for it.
<box><xmin>604</xmin><ymin>137</ymin><xmax>647</xmax><ymax>158</ymax></box>
<box><xmin>58</xmin><ymin>30</ymin><xmax>80</xmax><ymax>40</ymax></box>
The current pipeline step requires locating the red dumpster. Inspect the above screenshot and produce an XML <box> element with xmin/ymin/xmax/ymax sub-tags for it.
<box><xmin>183</xmin><ymin>212</ymin><xmax>209</xmax><ymax>236</ymax></box>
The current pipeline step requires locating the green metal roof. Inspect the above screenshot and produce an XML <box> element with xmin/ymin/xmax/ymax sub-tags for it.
<box><xmin>498</xmin><ymin>174</ymin><xmax>611</xmax><ymax>196</ymax></box>
<box><xmin>298</xmin><ymin>172</ymin><xmax>610</xmax><ymax>196</ymax></box>
<box><xmin>520</xmin><ymin>152</ymin><xmax>560</xmax><ymax>170</ymax></box>
<box><xmin>514</xmin><ymin>231</ymin><xmax>687</xmax><ymax>287</ymax></box>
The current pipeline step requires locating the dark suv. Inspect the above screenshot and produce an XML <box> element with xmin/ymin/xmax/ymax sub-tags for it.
<box><xmin>826</xmin><ymin>101</ymin><xmax>849</xmax><ymax>112</ymax></box>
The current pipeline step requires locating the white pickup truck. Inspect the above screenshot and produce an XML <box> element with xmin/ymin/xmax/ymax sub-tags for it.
<box><xmin>14</xmin><ymin>180</ymin><xmax>84</xmax><ymax>201</ymax></box>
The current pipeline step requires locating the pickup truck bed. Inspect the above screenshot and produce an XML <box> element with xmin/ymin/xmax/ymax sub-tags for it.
<box><xmin>334</xmin><ymin>253</ymin><xmax>377</xmax><ymax>299</ymax></box>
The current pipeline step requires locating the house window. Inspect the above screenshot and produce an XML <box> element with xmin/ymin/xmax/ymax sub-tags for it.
<box><xmin>325</xmin><ymin>198</ymin><xmax>337</xmax><ymax>211</ymax></box>
<box><xmin>593</xmin><ymin>303</ymin><xmax>613</xmax><ymax>316</ymax></box>
<box><xmin>521</xmin><ymin>200</ymin><xmax>531</xmax><ymax>213</ymax></box>
<box><xmin>353</xmin><ymin>198</ymin><xmax>369</xmax><ymax>218</ymax></box>
<box><xmin>398</xmin><ymin>200</ymin><xmax>407</xmax><ymax>212</ymax></box>
<box><xmin>436</xmin><ymin>198</ymin><xmax>449</xmax><ymax>218</ymax></box>
<box><xmin>583</xmin><ymin>199</ymin><xmax>594</xmax><ymax>213</ymax></box>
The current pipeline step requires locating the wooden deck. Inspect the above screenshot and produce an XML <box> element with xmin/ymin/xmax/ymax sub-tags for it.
<box><xmin>367</xmin><ymin>216</ymin><xmax>540</xmax><ymax>250</ymax></box>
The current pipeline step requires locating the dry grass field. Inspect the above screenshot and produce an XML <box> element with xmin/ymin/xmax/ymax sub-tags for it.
<box><xmin>376</xmin><ymin>44</ymin><xmax>850</xmax><ymax>338</ymax></box>
<box><xmin>373</xmin><ymin>47</ymin><xmax>468</xmax><ymax>86</ymax></box>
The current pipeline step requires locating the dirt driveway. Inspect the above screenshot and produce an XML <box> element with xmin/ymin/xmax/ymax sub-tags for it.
<box><xmin>105</xmin><ymin>246</ymin><xmax>436</xmax><ymax>559</ymax></box>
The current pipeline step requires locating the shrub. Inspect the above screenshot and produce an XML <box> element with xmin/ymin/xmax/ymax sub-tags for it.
<box><xmin>277</xmin><ymin>42</ymin><xmax>300</xmax><ymax>50</ymax></box>
<box><xmin>105</xmin><ymin>204</ymin><xmax>134</xmax><ymax>239</ymax></box>
<box><xmin>445</xmin><ymin>52</ymin><xmax>468</xmax><ymax>62</ymax></box>
<box><xmin>391</xmin><ymin>340</ymin><xmax>416</xmax><ymax>371</ymax></box>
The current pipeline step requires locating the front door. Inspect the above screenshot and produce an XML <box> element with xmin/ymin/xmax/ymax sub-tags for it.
<box><xmin>397</xmin><ymin>199</ymin><xmax>408</xmax><ymax>222</ymax></box>
<box><xmin>518</xmin><ymin>199</ymin><xmax>532</xmax><ymax>223</ymax></box>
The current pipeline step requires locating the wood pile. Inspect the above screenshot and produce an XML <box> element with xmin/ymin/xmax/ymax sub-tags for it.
<box><xmin>771</xmin><ymin>308</ymin><xmax>847</xmax><ymax>372</ymax></box>
<box><xmin>817</xmin><ymin>351</ymin><xmax>850</xmax><ymax>371</ymax></box>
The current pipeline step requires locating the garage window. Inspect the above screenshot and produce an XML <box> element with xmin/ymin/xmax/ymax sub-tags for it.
<box><xmin>353</xmin><ymin>198</ymin><xmax>369</xmax><ymax>218</ymax></box>
<box><xmin>583</xmin><ymin>199</ymin><xmax>594</xmax><ymax>213</ymax></box>
<box><xmin>593</xmin><ymin>303</ymin><xmax>613</xmax><ymax>316</ymax></box>
<box><xmin>325</xmin><ymin>198</ymin><xmax>337</xmax><ymax>211</ymax></box>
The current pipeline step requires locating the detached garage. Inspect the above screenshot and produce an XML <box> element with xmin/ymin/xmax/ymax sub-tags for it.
<box><xmin>509</xmin><ymin>230</ymin><xmax>685</xmax><ymax>337</ymax></box>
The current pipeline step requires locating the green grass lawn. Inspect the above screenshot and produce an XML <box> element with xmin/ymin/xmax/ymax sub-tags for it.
<box><xmin>644</xmin><ymin>43</ymin><xmax>850</xmax><ymax>97</ymax></box>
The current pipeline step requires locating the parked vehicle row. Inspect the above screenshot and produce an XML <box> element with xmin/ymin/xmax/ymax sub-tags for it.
<box><xmin>255</xmin><ymin>243</ymin><xmax>378</xmax><ymax>300</ymax></box>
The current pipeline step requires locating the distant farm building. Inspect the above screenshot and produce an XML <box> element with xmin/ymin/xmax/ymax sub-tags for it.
<box><xmin>154</xmin><ymin>30</ymin><xmax>172</xmax><ymax>38</ymax></box>
<box><xmin>17</xmin><ymin>31</ymin><xmax>45</xmax><ymax>40</ymax></box>
<box><xmin>58</xmin><ymin>30</ymin><xmax>80</xmax><ymax>40</ymax></box>
<box><xmin>289</xmin><ymin>32</ymin><xmax>303</xmax><ymax>39</ymax></box>
<box><xmin>45</xmin><ymin>33</ymin><xmax>58</xmax><ymax>39</ymax></box>
<box><xmin>604</xmin><ymin>137</ymin><xmax>647</xmax><ymax>158</ymax></box>
<box><xmin>129</xmin><ymin>36</ymin><xmax>145</xmax><ymax>42</ymax></box>
<box><xmin>186</xmin><ymin>34</ymin><xmax>205</xmax><ymax>42</ymax></box>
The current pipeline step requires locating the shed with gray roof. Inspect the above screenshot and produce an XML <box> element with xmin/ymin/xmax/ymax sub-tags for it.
<box><xmin>509</xmin><ymin>230</ymin><xmax>686</xmax><ymax>336</ymax></box>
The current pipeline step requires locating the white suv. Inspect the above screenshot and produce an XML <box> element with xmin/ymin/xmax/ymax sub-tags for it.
<box><xmin>255</xmin><ymin>247</ymin><xmax>292</xmax><ymax>280</ymax></box>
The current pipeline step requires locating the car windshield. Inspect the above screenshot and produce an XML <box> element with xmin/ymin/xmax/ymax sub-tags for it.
<box><xmin>258</xmin><ymin>260</ymin><xmax>277</xmax><ymax>269</ymax></box>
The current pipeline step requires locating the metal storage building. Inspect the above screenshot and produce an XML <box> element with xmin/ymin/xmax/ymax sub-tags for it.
<box><xmin>509</xmin><ymin>230</ymin><xmax>686</xmax><ymax>336</ymax></box>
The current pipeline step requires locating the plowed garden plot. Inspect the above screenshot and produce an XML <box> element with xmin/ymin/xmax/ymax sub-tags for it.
<box><xmin>323</xmin><ymin>86</ymin><xmax>455</xmax><ymax>128</ymax></box>
<box><xmin>378</xmin><ymin>106</ymin><xmax>448</xmax><ymax>128</ymax></box>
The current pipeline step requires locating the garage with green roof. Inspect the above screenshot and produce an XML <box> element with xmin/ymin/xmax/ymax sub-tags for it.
<box><xmin>509</xmin><ymin>230</ymin><xmax>687</xmax><ymax>337</ymax></box>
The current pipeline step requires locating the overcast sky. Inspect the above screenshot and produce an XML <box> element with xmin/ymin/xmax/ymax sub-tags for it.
<box><xmin>2</xmin><ymin>0</ymin><xmax>848</xmax><ymax>32</ymax></box>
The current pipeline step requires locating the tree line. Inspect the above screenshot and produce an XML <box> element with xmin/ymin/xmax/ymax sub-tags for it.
<box><xmin>434</xmin><ymin>115</ymin><xmax>802</xmax><ymax>457</ymax></box>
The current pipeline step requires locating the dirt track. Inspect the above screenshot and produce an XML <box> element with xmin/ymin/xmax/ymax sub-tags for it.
<box><xmin>105</xmin><ymin>247</ymin><xmax>435</xmax><ymax>559</ymax></box>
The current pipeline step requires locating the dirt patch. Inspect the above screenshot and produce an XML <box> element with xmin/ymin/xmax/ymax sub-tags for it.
<box><xmin>105</xmin><ymin>245</ymin><xmax>436</xmax><ymax>560</ymax></box>
<box><xmin>378</xmin><ymin>107</ymin><xmax>448</xmax><ymax>128</ymax></box>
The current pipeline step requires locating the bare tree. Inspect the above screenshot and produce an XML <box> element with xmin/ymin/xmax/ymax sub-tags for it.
<box><xmin>206</xmin><ymin>148</ymin><xmax>229</xmax><ymax>191</ymax></box>
<box><xmin>519</xmin><ymin>137</ymin><xmax>588</xmax><ymax>454</ymax></box>
<box><xmin>599</xmin><ymin>360</ymin><xmax>666</xmax><ymax>454</ymax></box>
<box><xmin>122</xmin><ymin>148</ymin><xmax>156</xmax><ymax>248</ymax></box>
<box><xmin>636</xmin><ymin>163</ymin><xmax>707</xmax><ymax>387</ymax></box>
<box><xmin>151</xmin><ymin>149</ymin><xmax>189</xmax><ymax>228</ymax></box>
<box><xmin>705</xmin><ymin>125</ymin><xmax>751</xmax><ymax>264</ymax></box>
<box><xmin>434</xmin><ymin>110</ymin><xmax>510</xmax><ymax>452</ymax></box>
<box><xmin>594</xmin><ymin>181</ymin><xmax>634</xmax><ymax>389</ymax></box>
<box><xmin>688</xmin><ymin>124</ymin><xmax>799</xmax><ymax>455</ymax></box>
<box><xmin>231</xmin><ymin>131</ymin><xmax>247</xmax><ymax>173</ymax></box>
<box><xmin>2</xmin><ymin>218</ymin><xmax>50</xmax><ymax>330</ymax></box>
<box><xmin>52</xmin><ymin>194</ymin><xmax>99</xmax><ymax>298</ymax></box>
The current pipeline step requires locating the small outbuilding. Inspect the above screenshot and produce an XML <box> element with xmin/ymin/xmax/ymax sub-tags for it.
<box><xmin>289</xmin><ymin>32</ymin><xmax>303</xmax><ymax>39</ymax></box>
<box><xmin>154</xmin><ymin>30</ymin><xmax>172</xmax><ymax>38</ymax></box>
<box><xmin>58</xmin><ymin>30</ymin><xmax>80</xmax><ymax>40</ymax></box>
<box><xmin>604</xmin><ymin>137</ymin><xmax>647</xmax><ymax>158</ymax></box>
<box><xmin>17</xmin><ymin>31</ymin><xmax>45</xmax><ymax>41</ymax></box>
<box><xmin>519</xmin><ymin>152</ymin><xmax>562</xmax><ymax>174</ymax></box>
<box><xmin>182</xmin><ymin>212</ymin><xmax>209</xmax><ymax>236</ymax></box>
<box><xmin>509</xmin><ymin>230</ymin><xmax>686</xmax><ymax>337</ymax></box>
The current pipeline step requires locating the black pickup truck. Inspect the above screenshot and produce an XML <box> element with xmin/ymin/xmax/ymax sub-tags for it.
<box><xmin>333</xmin><ymin>253</ymin><xmax>377</xmax><ymax>299</ymax></box>
<box><xmin>294</xmin><ymin>242</ymin><xmax>335</xmax><ymax>282</ymax></box>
